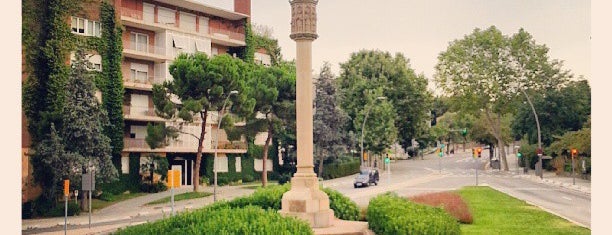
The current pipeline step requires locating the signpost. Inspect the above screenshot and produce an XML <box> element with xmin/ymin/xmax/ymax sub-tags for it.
<box><xmin>571</xmin><ymin>148</ymin><xmax>577</xmax><ymax>185</ymax></box>
<box><xmin>167</xmin><ymin>169</ymin><xmax>180</xmax><ymax>216</ymax></box>
<box><xmin>82</xmin><ymin>171</ymin><xmax>95</xmax><ymax>228</ymax></box>
<box><xmin>64</xmin><ymin>179</ymin><xmax>69</xmax><ymax>235</ymax></box>
<box><xmin>438</xmin><ymin>149</ymin><xmax>443</xmax><ymax>174</ymax></box>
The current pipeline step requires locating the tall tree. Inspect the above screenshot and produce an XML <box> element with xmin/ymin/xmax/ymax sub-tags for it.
<box><xmin>147</xmin><ymin>53</ymin><xmax>255</xmax><ymax>192</ymax></box>
<box><xmin>338</xmin><ymin>50</ymin><xmax>431</xmax><ymax>155</ymax></box>
<box><xmin>31</xmin><ymin>49</ymin><xmax>118</xmax><ymax>205</ymax></box>
<box><xmin>240</xmin><ymin>62</ymin><xmax>296</xmax><ymax>186</ymax></box>
<box><xmin>314</xmin><ymin>62</ymin><xmax>349</xmax><ymax>176</ymax></box>
<box><xmin>435</xmin><ymin>26</ymin><xmax>570</xmax><ymax>170</ymax></box>
<box><xmin>99</xmin><ymin>2</ymin><xmax>125</xmax><ymax>168</ymax></box>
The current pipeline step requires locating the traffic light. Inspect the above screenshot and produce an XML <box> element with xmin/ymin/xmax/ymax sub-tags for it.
<box><xmin>461</xmin><ymin>128</ymin><xmax>467</xmax><ymax>137</ymax></box>
<box><xmin>363</xmin><ymin>152</ymin><xmax>368</xmax><ymax>161</ymax></box>
<box><xmin>571</xmin><ymin>148</ymin><xmax>577</xmax><ymax>158</ymax></box>
<box><xmin>476</xmin><ymin>147</ymin><xmax>482</xmax><ymax>158</ymax></box>
<box><xmin>517</xmin><ymin>152</ymin><xmax>522</xmax><ymax>159</ymax></box>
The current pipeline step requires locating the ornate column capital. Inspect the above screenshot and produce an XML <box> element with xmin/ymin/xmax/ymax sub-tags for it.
<box><xmin>289</xmin><ymin>0</ymin><xmax>318</xmax><ymax>41</ymax></box>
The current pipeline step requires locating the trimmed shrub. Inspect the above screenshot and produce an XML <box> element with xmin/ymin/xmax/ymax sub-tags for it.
<box><xmin>318</xmin><ymin>158</ymin><xmax>361</xmax><ymax>180</ymax></box>
<box><xmin>367</xmin><ymin>193</ymin><xmax>460</xmax><ymax>235</ymax></box>
<box><xmin>44</xmin><ymin>201</ymin><xmax>81</xmax><ymax>217</ymax></box>
<box><xmin>98</xmin><ymin>192</ymin><xmax>115</xmax><ymax>202</ymax></box>
<box><xmin>408</xmin><ymin>191</ymin><xmax>473</xmax><ymax>224</ymax></box>
<box><xmin>114</xmin><ymin>205</ymin><xmax>313</xmax><ymax>235</ymax></box>
<box><xmin>140</xmin><ymin>182</ymin><xmax>167</xmax><ymax>193</ymax></box>
<box><xmin>322</xmin><ymin>188</ymin><xmax>360</xmax><ymax>221</ymax></box>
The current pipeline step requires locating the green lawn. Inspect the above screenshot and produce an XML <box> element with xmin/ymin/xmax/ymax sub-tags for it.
<box><xmin>240</xmin><ymin>181</ymin><xmax>279</xmax><ymax>190</ymax></box>
<box><xmin>91</xmin><ymin>192</ymin><xmax>146</xmax><ymax>211</ymax></box>
<box><xmin>145</xmin><ymin>192</ymin><xmax>213</xmax><ymax>205</ymax></box>
<box><xmin>458</xmin><ymin>186</ymin><xmax>590</xmax><ymax>235</ymax></box>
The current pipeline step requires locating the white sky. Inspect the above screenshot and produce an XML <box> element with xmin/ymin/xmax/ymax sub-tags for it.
<box><xmin>203</xmin><ymin>0</ymin><xmax>590</xmax><ymax>89</ymax></box>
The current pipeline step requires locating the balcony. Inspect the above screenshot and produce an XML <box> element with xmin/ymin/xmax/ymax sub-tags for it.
<box><xmin>124</xmin><ymin>76</ymin><xmax>166</xmax><ymax>91</ymax></box>
<box><xmin>123</xmin><ymin>138</ymin><xmax>247</xmax><ymax>154</ymax></box>
<box><xmin>123</xmin><ymin>106</ymin><xmax>166</xmax><ymax>122</ymax></box>
<box><xmin>209</xmin><ymin>27</ymin><xmax>246</xmax><ymax>47</ymax></box>
<box><xmin>123</xmin><ymin>43</ymin><xmax>169</xmax><ymax>62</ymax></box>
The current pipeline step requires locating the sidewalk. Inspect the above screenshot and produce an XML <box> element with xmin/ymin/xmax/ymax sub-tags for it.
<box><xmin>22</xmin><ymin>184</ymin><xmax>257</xmax><ymax>233</ymax></box>
<box><xmin>484</xmin><ymin>153</ymin><xmax>591</xmax><ymax>195</ymax></box>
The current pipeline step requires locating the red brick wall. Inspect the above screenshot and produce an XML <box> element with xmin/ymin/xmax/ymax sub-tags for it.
<box><xmin>234</xmin><ymin>0</ymin><xmax>251</xmax><ymax>16</ymax></box>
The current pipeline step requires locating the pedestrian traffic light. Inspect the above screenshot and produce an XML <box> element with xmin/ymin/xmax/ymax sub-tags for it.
<box><xmin>517</xmin><ymin>152</ymin><xmax>522</xmax><ymax>159</ymax></box>
<box><xmin>476</xmin><ymin>147</ymin><xmax>482</xmax><ymax>158</ymax></box>
<box><xmin>461</xmin><ymin>128</ymin><xmax>467</xmax><ymax>136</ymax></box>
<box><xmin>571</xmin><ymin>148</ymin><xmax>577</xmax><ymax>158</ymax></box>
<box><xmin>363</xmin><ymin>152</ymin><xmax>368</xmax><ymax>161</ymax></box>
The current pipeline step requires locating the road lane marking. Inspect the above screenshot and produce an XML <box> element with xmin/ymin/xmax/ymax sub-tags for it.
<box><xmin>562</xmin><ymin>196</ymin><xmax>572</xmax><ymax>201</ymax></box>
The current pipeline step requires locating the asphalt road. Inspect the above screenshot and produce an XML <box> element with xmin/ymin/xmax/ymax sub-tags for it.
<box><xmin>323</xmin><ymin>150</ymin><xmax>591</xmax><ymax>228</ymax></box>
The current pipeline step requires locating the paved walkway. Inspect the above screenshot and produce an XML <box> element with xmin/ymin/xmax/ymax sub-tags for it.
<box><xmin>483</xmin><ymin>153</ymin><xmax>591</xmax><ymax>195</ymax></box>
<box><xmin>22</xmin><ymin>184</ymin><xmax>256</xmax><ymax>234</ymax></box>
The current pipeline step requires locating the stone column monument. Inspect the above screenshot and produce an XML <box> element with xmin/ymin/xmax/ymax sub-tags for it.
<box><xmin>280</xmin><ymin>0</ymin><xmax>334</xmax><ymax>228</ymax></box>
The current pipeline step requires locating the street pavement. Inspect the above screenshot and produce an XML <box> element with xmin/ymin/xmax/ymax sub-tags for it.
<box><xmin>22</xmin><ymin>150</ymin><xmax>591</xmax><ymax>234</ymax></box>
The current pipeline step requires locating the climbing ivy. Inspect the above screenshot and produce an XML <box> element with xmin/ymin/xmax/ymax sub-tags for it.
<box><xmin>252</xmin><ymin>34</ymin><xmax>282</xmax><ymax>66</ymax></box>
<box><xmin>22</xmin><ymin>0</ymin><xmax>81</xmax><ymax>143</ymax></box>
<box><xmin>100</xmin><ymin>2</ymin><xmax>125</xmax><ymax>169</ymax></box>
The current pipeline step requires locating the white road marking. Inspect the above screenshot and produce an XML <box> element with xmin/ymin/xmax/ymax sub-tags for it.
<box><xmin>562</xmin><ymin>196</ymin><xmax>572</xmax><ymax>201</ymax></box>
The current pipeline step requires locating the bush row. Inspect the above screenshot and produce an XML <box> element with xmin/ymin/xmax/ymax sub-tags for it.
<box><xmin>317</xmin><ymin>158</ymin><xmax>361</xmax><ymax>180</ymax></box>
<box><xmin>114</xmin><ymin>205</ymin><xmax>313</xmax><ymax>235</ymax></box>
<box><xmin>367</xmin><ymin>193</ymin><xmax>460</xmax><ymax>235</ymax></box>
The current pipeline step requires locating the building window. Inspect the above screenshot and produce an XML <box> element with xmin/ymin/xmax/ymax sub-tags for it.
<box><xmin>130</xmin><ymin>32</ymin><xmax>149</xmax><ymax>52</ymax></box>
<box><xmin>130</xmin><ymin>63</ymin><xmax>149</xmax><ymax>83</ymax></box>
<box><xmin>70</xmin><ymin>52</ymin><xmax>102</xmax><ymax>71</ymax></box>
<box><xmin>71</xmin><ymin>17</ymin><xmax>101</xmax><ymax>37</ymax></box>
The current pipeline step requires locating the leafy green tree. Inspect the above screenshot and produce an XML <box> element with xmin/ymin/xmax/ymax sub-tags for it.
<box><xmin>338</xmin><ymin>50</ymin><xmax>431</xmax><ymax>155</ymax></box>
<box><xmin>147</xmin><ymin>53</ymin><xmax>255</xmax><ymax>192</ymax></box>
<box><xmin>435</xmin><ymin>26</ymin><xmax>570</xmax><ymax>170</ymax></box>
<box><xmin>548</xmin><ymin>117</ymin><xmax>591</xmax><ymax>157</ymax></box>
<box><xmin>353</xmin><ymin>94</ymin><xmax>398</xmax><ymax>155</ymax></box>
<box><xmin>31</xmin><ymin>49</ymin><xmax>118</xmax><ymax>205</ymax></box>
<box><xmin>239</xmin><ymin>62</ymin><xmax>295</xmax><ymax>186</ymax></box>
<box><xmin>512</xmin><ymin>80</ymin><xmax>591</xmax><ymax>146</ymax></box>
<box><xmin>314</xmin><ymin>62</ymin><xmax>349</xmax><ymax>176</ymax></box>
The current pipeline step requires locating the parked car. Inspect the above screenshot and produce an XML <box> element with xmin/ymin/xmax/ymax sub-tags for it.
<box><xmin>353</xmin><ymin>168</ymin><xmax>379</xmax><ymax>188</ymax></box>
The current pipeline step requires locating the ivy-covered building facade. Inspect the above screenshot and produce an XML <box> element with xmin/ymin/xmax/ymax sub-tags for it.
<box><xmin>22</xmin><ymin>0</ymin><xmax>274</xmax><ymax>203</ymax></box>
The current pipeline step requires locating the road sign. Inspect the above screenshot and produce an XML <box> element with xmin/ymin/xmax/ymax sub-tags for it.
<box><xmin>168</xmin><ymin>170</ymin><xmax>181</xmax><ymax>188</ymax></box>
<box><xmin>82</xmin><ymin>173</ymin><xmax>95</xmax><ymax>191</ymax></box>
<box><xmin>63</xmin><ymin>180</ymin><xmax>70</xmax><ymax>197</ymax></box>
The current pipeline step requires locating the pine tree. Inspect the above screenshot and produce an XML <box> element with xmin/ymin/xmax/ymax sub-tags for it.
<box><xmin>314</xmin><ymin>62</ymin><xmax>349</xmax><ymax>177</ymax></box>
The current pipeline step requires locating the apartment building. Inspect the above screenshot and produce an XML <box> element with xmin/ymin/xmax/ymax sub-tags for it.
<box><xmin>23</xmin><ymin>0</ymin><xmax>274</xmax><ymax>201</ymax></box>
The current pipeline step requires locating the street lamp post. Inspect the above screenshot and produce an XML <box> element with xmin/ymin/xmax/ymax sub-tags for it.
<box><xmin>214</xmin><ymin>90</ymin><xmax>238</xmax><ymax>202</ymax></box>
<box><xmin>520</xmin><ymin>89</ymin><xmax>543</xmax><ymax>179</ymax></box>
<box><xmin>360</xmin><ymin>96</ymin><xmax>386</xmax><ymax>168</ymax></box>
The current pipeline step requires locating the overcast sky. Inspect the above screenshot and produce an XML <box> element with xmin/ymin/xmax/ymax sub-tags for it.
<box><xmin>206</xmin><ymin>0</ymin><xmax>590</xmax><ymax>90</ymax></box>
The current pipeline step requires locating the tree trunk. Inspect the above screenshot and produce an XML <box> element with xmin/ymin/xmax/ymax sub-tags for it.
<box><xmin>262</xmin><ymin>126</ymin><xmax>273</xmax><ymax>187</ymax></box>
<box><xmin>193</xmin><ymin>111</ymin><xmax>208</xmax><ymax>192</ymax></box>
<box><xmin>484</xmin><ymin>110</ymin><xmax>509</xmax><ymax>171</ymax></box>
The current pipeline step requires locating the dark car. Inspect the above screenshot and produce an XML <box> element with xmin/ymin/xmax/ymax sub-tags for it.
<box><xmin>353</xmin><ymin>169</ymin><xmax>379</xmax><ymax>188</ymax></box>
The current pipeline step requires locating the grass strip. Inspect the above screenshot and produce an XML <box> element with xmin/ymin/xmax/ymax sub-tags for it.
<box><xmin>458</xmin><ymin>186</ymin><xmax>590</xmax><ymax>235</ymax></box>
<box><xmin>145</xmin><ymin>192</ymin><xmax>213</xmax><ymax>205</ymax></box>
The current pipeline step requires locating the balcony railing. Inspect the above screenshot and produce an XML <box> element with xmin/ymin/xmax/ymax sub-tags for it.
<box><xmin>124</xmin><ymin>43</ymin><xmax>166</xmax><ymax>57</ymax></box>
<box><xmin>123</xmin><ymin>105</ymin><xmax>157</xmax><ymax>117</ymax></box>
<box><xmin>216</xmin><ymin>141</ymin><xmax>247</xmax><ymax>150</ymax></box>
<box><xmin>209</xmin><ymin>27</ymin><xmax>245</xmax><ymax>41</ymax></box>
<box><xmin>124</xmin><ymin>76</ymin><xmax>166</xmax><ymax>86</ymax></box>
<box><xmin>124</xmin><ymin>138</ymin><xmax>149</xmax><ymax>149</ymax></box>
<box><xmin>121</xmin><ymin>7</ymin><xmax>143</xmax><ymax>20</ymax></box>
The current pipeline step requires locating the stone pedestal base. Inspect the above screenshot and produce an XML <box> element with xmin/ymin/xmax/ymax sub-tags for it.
<box><xmin>280</xmin><ymin>173</ymin><xmax>335</xmax><ymax>228</ymax></box>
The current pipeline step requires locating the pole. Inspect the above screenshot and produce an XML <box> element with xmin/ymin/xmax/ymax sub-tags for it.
<box><xmin>475</xmin><ymin>158</ymin><xmax>479</xmax><ymax>186</ymax></box>
<box><xmin>170</xmin><ymin>169</ymin><xmax>175</xmax><ymax>216</ymax></box>
<box><xmin>88</xmin><ymin>189</ymin><xmax>91</xmax><ymax>229</ymax></box>
<box><xmin>88</xmin><ymin>169</ymin><xmax>93</xmax><ymax>229</ymax></box>
<box><xmin>521</xmin><ymin>89</ymin><xmax>542</xmax><ymax>179</ymax></box>
<box><xmin>360</xmin><ymin>105</ymin><xmax>371</xmax><ymax>168</ymax></box>
<box><xmin>64</xmin><ymin>194</ymin><xmax>67</xmax><ymax>235</ymax></box>
<box><xmin>572</xmin><ymin>157</ymin><xmax>575</xmax><ymax>185</ymax></box>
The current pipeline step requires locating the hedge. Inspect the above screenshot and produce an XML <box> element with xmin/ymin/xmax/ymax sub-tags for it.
<box><xmin>367</xmin><ymin>193</ymin><xmax>460</xmax><ymax>235</ymax></box>
<box><xmin>114</xmin><ymin>205</ymin><xmax>313</xmax><ymax>235</ymax></box>
<box><xmin>317</xmin><ymin>158</ymin><xmax>361</xmax><ymax>180</ymax></box>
